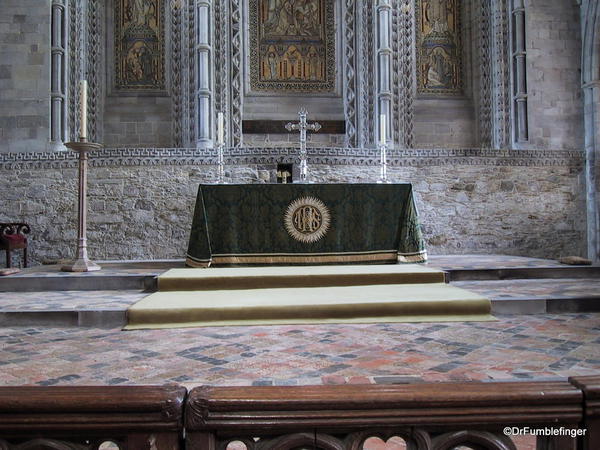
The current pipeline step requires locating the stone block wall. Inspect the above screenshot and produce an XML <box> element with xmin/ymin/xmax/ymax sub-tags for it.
<box><xmin>525</xmin><ymin>0</ymin><xmax>584</xmax><ymax>150</ymax></box>
<box><xmin>413</xmin><ymin>99</ymin><xmax>477</xmax><ymax>148</ymax></box>
<box><xmin>0</xmin><ymin>149</ymin><xmax>586</xmax><ymax>266</ymax></box>
<box><xmin>103</xmin><ymin>96</ymin><xmax>173</xmax><ymax>147</ymax></box>
<box><xmin>0</xmin><ymin>0</ymin><xmax>51</xmax><ymax>152</ymax></box>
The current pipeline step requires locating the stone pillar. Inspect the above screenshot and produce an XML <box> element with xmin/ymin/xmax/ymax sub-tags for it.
<box><xmin>581</xmin><ymin>0</ymin><xmax>600</xmax><ymax>263</ymax></box>
<box><xmin>195</xmin><ymin>0</ymin><xmax>214</xmax><ymax>148</ymax></box>
<box><xmin>491</xmin><ymin>0</ymin><xmax>510</xmax><ymax>149</ymax></box>
<box><xmin>49</xmin><ymin>0</ymin><xmax>68</xmax><ymax>151</ymax></box>
<box><xmin>376</xmin><ymin>0</ymin><xmax>392</xmax><ymax>145</ymax></box>
<box><xmin>510</xmin><ymin>0</ymin><xmax>528</xmax><ymax>144</ymax></box>
<box><xmin>583</xmin><ymin>83</ymin><xmax>600</xmax><ymax>262</ymax></box>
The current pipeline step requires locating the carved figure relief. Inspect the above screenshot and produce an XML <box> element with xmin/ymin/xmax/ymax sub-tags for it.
<box><xmin>416</xmin><ymin>0</ymin><xmax>462</xmax><ymax>95</ymax></box>
<box><xmin>115</xmin><ymin>0</ymin><xmax>165</xmax><ymax>90</ymax></box>
<box><xmin>250</xmin><ymin>0</ymin><xmax>335</xmax><ymax>92</ymax></box>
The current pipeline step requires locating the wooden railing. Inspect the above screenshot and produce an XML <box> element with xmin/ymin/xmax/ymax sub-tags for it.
<box><xmin>0</xmin><ymin>385</ymin><xmax>186</xmax><ymax>450</ymax></box>
<box><xmin>0</xmin><ymin>377</ymin><xmax>598</xmax><ymax>449</ymax></box>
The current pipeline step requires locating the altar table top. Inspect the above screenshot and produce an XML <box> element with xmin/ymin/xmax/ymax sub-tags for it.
<box><xmin>185</xmin><ymin>183</ymin><xmax>427</xmax><ymax>267</ymax></box>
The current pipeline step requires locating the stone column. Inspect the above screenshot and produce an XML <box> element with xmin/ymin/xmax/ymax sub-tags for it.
<box><xmin>195</xmin><ymin>0</ymin><xmax>214</xmax><ymax>148</ymax></box>
<box><xmin>511</xmin><ymin>0</ymin><xmax>528</xmax><ymax>144</ymax></box>
<box><xmin>583</xmin><ymin>83</ymin><xmax>600</xmax><ymax>262</ymax></box>
<box><xmin>581</xmin><ymin>0</ymin><xmax>599</xmax><ymax>262</ymax></box>
<box><xmin>376</xmin><ymin>0</ymin><xmax>392</xmax><ymax>145</ymax></box>
<box><xmin>49</xmin><ymin>0</ymin><xmax>68</xmax><ymax>151</ymax></box>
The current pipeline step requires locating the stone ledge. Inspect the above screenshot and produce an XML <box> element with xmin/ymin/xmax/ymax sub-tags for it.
<box><xmin>0</xmin><ymin>147</ymin><xmax>585</xmax><ymax>170</ymax></box>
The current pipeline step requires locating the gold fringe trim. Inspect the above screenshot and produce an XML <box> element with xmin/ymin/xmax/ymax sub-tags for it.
<box><xmin>188</xmin><ymin>252</ymin><xmax>399</xmax><ymax>266</ymax></box>
<box><xmin>185</xmin><ymin>258</ymin><xmax>211</xmax><ymax>268</ymax></box>
<box><xmin>213</xmin><ymin>252</ymin><xmax>399</xmax><ymax>265</ymax></box>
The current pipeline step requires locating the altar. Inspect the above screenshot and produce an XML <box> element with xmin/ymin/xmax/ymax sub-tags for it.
<box><xmin>185</xmin><ymin>183</ymin><xmax>427</xmax><ymax>267</ymax></box>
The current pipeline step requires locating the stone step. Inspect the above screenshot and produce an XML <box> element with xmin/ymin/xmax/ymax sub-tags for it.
<box><xmin>446</xmin><ymin>266</ymin><xmax>600</xmax><ymax>281</ymax></box>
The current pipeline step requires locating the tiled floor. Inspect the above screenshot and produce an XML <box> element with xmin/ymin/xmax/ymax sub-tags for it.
<box><xmin>0</xmin><ymin>290</ymin><xmax>145</xmax><ymax>311</ymax></box>
<box><xmin>455</xmin><ymin>278</ymin><xmax>600</xmax><ymax>300</ymax></box>
<box><xmin>1</xmin><ymin>313</ymin><xmax>599</xmax><ymax>387</ymax></box>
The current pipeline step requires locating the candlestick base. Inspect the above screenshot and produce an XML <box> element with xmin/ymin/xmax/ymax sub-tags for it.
<box><xmin>61</xmin><ymin>258</ymin><xmax>101</xmax><ymax>272</ymax></box>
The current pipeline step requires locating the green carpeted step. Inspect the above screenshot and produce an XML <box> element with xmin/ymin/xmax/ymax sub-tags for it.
<box><xmin>157</xmin><ymin>264</ymin><xmax>446</xmax><ymax>291</ymax></box>
<box><xmin>125</xmin><ymin>283</ymin><xmax>493</xmax><ymax>329</ymax></box>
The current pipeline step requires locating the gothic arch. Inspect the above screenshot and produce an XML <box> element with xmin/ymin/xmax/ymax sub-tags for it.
<box><xmin>582</xmin><ymin>0</ymin><xmax>600</xmax><ymax>85</ymax></box>
<box><xmin>581</xmin><ymin>0</ymin><xmax>600</xmax><ymax>263</ymax></box>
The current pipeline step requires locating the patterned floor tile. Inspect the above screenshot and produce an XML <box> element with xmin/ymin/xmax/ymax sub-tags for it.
<box><xmin>0</xmin><ymin>313</ymin><xmax>598</xmax><ymax>386</ymax></box>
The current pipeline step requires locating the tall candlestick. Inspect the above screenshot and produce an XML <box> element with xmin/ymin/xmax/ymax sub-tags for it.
<box><xmin>380</xmin><ymin>114</ymin><xmax>386</xmax><ymax>145</ymax></box>
<box><xmin>79</xmin><ymin>80</ymin><xmax>87</xmax><ymax>140</ymax></box>
<box><xmin>217</xmin><ymin>112</ymin><xmax>224</xmax><ymax>145</ymax></box>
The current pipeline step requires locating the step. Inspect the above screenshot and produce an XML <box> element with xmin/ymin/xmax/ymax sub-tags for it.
<box><xmin>125</xmin><ymin>283</ymin><xmax>492</xmax><ymax>329</ymax></box>
<box><xmin>157</xmin><ymin>265</ymin><xmax>446</xmax><ymax>291</ymax></box>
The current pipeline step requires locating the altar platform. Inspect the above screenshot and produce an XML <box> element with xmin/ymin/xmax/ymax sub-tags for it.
<box><xmin>0</xmin><ymin>255</ymin><xmax>598</xmax><ymax>328</ymax></box>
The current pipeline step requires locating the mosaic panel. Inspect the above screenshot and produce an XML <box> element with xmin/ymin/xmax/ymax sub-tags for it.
<box><xmin>115</xmin><ymin>0</ymin><xmax>166</xmax><ymax>91</ymax></box>
<box><xmin>416</xmin><ymin>0</ymin><xmax>463</xmax><ymax>95</ymax></box>
<box><xmin>249</xmin><ymin>0</ymin><xmax>335</xmax><ymax>92</ymax></box>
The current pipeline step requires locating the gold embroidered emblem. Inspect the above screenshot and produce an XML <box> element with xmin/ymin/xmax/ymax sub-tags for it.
<box><xmin>284</xmin><ymin>196</ymin><xmax>331</xmax><ymax>243</ymax></box>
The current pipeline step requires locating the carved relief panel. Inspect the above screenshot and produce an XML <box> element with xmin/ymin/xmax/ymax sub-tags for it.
<box><xmin>115</xmin><ymin>0</ymin><xmax>166</xmax><ymax>91</ymax></box>
<box><xmin>416</xmin><ymin>0</ymin><xmax>462</xmax><ymax>95</ymax></box>
<box><xmin>249</xmin><ymin>0</ymin><xmax>335</xmax><ymax>92</ymax></box>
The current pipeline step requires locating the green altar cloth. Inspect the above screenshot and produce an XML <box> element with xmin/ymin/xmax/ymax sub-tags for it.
<box><xmin>185</xmin><ymin>183</ymin><xmax>427</xmax><ymax>267</ymax></box>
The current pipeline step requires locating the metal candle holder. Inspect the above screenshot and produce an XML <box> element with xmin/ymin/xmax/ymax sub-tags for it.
<box><xmin>62</xmin><ymin>139</ymin><xmax>102</xmax><ymax>272</ymax></box>
<box><xmin>377</xmin><ymin>142</ymin><xmax>391</xmax><ymax>184</ymax></box>
<box><xmin>217</xmin><ymin>144</ymin><xmax>226</xmax><ymax>184</ymax></box>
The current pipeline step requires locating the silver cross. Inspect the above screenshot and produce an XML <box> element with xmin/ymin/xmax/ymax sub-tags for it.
<box><xmin>285</xmin><ymin>108</ymin><xmax>321</xmax><ymax>183</ymax></box>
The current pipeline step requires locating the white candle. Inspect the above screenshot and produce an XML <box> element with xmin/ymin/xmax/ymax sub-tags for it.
<box><xmin>79</xmin><ymin>80</ymin><xmax>87</xmax><ymax>140</ymax></box>
<box><xmin>217</xmin><ymin>112</ymin><xmax>224</xmax><ymax>145</ymax></box>
<box><xmin>380</xmin><ymin>114</ymin><xmax>386</xmax><ymax>145</ymax></box>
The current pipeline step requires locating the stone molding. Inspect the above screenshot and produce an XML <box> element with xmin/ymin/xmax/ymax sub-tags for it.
<box><xmin>0</xmin><ymin>148</ymin><xmax>583</xmax><ymax>170</ymax></box>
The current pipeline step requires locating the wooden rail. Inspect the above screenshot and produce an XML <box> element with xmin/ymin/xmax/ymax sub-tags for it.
<box><xmin>0</xmin><ymin>378</ymin><xmax>598</xmax><ymax>449</ymax></box>
<box><xmin>186</xmin><ymin>377</ymin><xmax>600</xmax><ymax>450</ymax></box>
<box><xmin>0</xmin><ymin>385</ymin><xmax>186</xmax><ymax>450</ymax></box>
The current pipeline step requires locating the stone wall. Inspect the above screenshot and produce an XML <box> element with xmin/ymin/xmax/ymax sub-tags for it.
<box><xmin>0</xmin><ymin>0</ymin><xmax>51</xmax><ymax>152</ymax></box>
<box><xmin>103</xmin><ymin>96</ymin><xmax>173</xmax><ymax>147</ymax></box>
<box><xmin>413</xmin><ymin>99</ymin><xmax>477</xmax><ymax>148</ymax></box>
<box><xmin>525</xmin><ymin>0</ymin><xmax>584</xmax><ymax>150</ymax></box>
<box><xmin>0</xmin><ymin>148</ymin><xmax>586</xmax><ymax>266</ymax></box>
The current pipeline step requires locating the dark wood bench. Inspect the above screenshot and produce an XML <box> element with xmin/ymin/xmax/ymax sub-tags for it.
<box><xmin>0</xmin><ymin>222</ymin><xmax>30</xmax><ymax>268</ymax></box>
<box><xmin>0</xmin><ymin>385</ymin><xmax>186</xmax><ymax>449</ymax></box>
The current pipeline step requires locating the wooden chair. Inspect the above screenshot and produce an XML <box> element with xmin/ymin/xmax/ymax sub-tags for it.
<box><xmin>0</xmin><ymin>223</ymin><xmax>30</xmax><ymax>268</ymax></box>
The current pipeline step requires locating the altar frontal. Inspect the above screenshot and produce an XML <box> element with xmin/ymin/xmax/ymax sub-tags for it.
<box><xmin>185</xmin><ymin>183</ymin><xmax>427</xmax><ymax>267</ymax></box>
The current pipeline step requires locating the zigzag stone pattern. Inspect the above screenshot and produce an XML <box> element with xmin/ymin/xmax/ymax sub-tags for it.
<box><xmin>0</xmin><ymin>148</ymin><xmax>584</xmax><ymax>171</ymax></box>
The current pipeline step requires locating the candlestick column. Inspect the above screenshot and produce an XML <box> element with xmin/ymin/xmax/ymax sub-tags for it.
<box><xmin>376</xmin><ymin>0</ymin><xmax>392</xmax><ymax>146</ymax></box>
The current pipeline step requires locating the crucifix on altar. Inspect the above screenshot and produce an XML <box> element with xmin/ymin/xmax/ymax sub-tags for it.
<box><xmin>285</xmin><ymin>108</ymin><xmax>321</xmax><ymax>183</ymax></box>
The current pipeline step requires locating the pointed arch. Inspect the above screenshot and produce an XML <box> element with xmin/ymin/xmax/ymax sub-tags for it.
<box><xmin>582</xmin><ymin>0</ymin><xmax>600</xmax><ymax>85</ymax></box>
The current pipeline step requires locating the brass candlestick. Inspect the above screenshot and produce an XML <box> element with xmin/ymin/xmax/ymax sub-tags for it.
<box><xmin>61</xmin><ymin>139</ymin><xmax>102</xmax><ymax>272</ymax></box>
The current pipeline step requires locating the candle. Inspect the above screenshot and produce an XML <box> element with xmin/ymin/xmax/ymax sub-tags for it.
<box><xmin>380</xmin><ymin>114</ymin><xmax>386</xmax><ymax>145</ymax></box>
<box><xmin>79</xmin><ymin>80</ymin><xmax>87</xmax><ymax>140</ymax></box>
<box><xmin>217</xmin><ymin>112</ymin><xmax>224</xmax><ymax>145</ymax></box>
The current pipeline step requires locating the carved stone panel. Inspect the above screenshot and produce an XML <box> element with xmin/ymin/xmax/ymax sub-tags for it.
<box><xmin>416</xmin><ymin>0</ymin><xmax>463</xmax><ymax>95</ymax></box>
<box><xmin>249</xmin><ymin>0</ymin><xmax>335</xmax><ymax>92</ymax></box>
<box><xmin>114</xmin><ymin>0</ymin><xmax>166</xmax><ymax>91</ymax></box>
